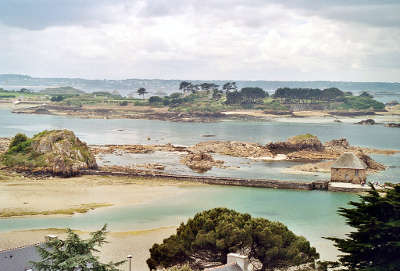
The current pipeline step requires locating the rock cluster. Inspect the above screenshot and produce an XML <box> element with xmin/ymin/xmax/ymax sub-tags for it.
<box><xmin>189</xmin><ymin>141</ymin><xmax>273</xmax><ymax>158</ymax></box>
<box><xmin>356</xmin><ymin>119</ymin><xmax>376</xmax><ymax>125</ymax></box>
<box><xmin>267</xmin><ymin>134</ymin><xmax>324</xmax><ymax>154</ymax></box>
<box><xmin>385</xmin><ymin>123</ymin><xmax>400</xmax><ymax>128</ymax></box>
<box><xmin>181</xmin><ymin>152</ymin><xmax>224</xmax><ymax>173</ymax></box>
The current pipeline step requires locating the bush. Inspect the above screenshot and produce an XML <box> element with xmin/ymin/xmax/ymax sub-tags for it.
<box><xmin>341</xmin><ymin>96</ymin><xmax>385</xmax><ymax>111</ymax></box>
<box><xmin>169</xmin><ymin>93</ymin><xmax>182</xmax><ymax>99</ymax></box>
<box><xmin>149</xmin><ymin>96</ymin><xmax>163</xmax><ymax>104</ymax></box>
<box><xmin>9</xmin><ymin>133</ymin><xmax>28</xmax><ymax>148</ymax></box>
<box><xmin>50</xmin><ymin>95</ymin><xmax>65</xmax><ymax>102</ymax></box>
<box><xmin>119</xmin><ymin>101</ymin><xmax>128</xmax><ymax>106</ymax></box>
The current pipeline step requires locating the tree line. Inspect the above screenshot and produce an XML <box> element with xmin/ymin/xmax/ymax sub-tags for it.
<box><xmin>273</xmin><ymin>87</ymin><xmax>346</xmax><ymax>103</ymax></box>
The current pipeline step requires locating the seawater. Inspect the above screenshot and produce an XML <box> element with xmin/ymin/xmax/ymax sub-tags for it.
<box><xmin>1</xmin><ymin>108</ymin><xmax>399</xmax><ymax>182</ymax></box>
<box><xmin>0</xmin><ymin>108</ymin><xmax>399</xmax><ymax>259</ymax></box>
<box><xmin>0</xmin><ymin>185</ymin><xmax>357</xmax><ymax>260</ymax></box>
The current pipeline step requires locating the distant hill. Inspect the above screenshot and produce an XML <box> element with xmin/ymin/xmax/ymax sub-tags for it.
<box><xmin>0</xmin><ymin>74</ymin><xmax>399</xmax><ymax>98</ymax></box>
<box><xmin>39</xmin><ymin>86</ymin><xmax>85</xmax><ymax>95</ymax></box>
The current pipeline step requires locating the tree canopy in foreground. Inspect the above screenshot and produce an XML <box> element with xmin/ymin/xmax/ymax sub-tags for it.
<box><xmin>147</xmin><ymin>208</ymin><xmax>319</xmax><ymax>270</ymax></box>
<box><xmin>327</xmin><ymin>184</ymin><xmax>400</xmax><ymax>271</ymax></box>
<box><xmin>31</xmin><ymin>224</ymin><xmax>124</xmax><ymax>271</ymax></box>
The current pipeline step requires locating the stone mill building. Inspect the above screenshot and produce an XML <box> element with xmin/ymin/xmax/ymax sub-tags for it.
<box><xmin>331</xmin><ymin>152</ymin><xmax>367</xmax><ymax>184</ymax></box>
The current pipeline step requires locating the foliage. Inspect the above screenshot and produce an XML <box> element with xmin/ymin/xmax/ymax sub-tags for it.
<box><xmin>31</xmin><ymin>224</ymin><xmax>125</xmax><ymax>271</ymax></box>
<box><xmin>274</xmin><ymin>87</ymin><xmax>344</xmax><ymax>103</ymax></box>
<box><xmin>137</xmin><ymin>87</ymin><xmax>147</xmax><ymax>99</ymax></box>
<box><xmin>119</xmin><ymin>101</ymin><xmax>128</xmax><ymax>106</ymax></box>
<box><xmin>147</xmin><ymin>208</ymin><xmax>318</xmax><ymax>271</ymax></box>
<box><xmin>326</xmin><ymin>184</ymin><xmax>400</xmax><ymax>271</ymax></box>
<box><xmin>359</xmin><ymin>91</ymin><xmax>373</xmax><ymax>98</ymax></box>
<box><xmin>222</xmin><ymin>82</ymin><xmax>238</xmax><ymax>92</ymax></box>
<box><xmin>9</xmin><ymin>133</ymin><xmax>29</xmax><ymax>148</ymax></box>
<box><xmin>51</xmin><ymin>95</ymin><xmax>65</xmax><ymax>102</ymax></box>
<box><xmin>338</xmin><ymin>96</ymin><xmax>385</xmax><ymax>111</ymax></box>
<box><xmin>149</xmin><ymin>96</ymin><xmax>163</xmax><ymax>104</ymax></box>
<box><xmin>226</xmin><ymin>88</ymin><xmax>267</xmax><ymax>105</ymax></box>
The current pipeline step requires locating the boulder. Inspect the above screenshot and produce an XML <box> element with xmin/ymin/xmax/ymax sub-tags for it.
<box><xmin>189</xmin><ymin>141</ymin><xmax>273</xmax><ymax>158</ymax></box>
<box><xmin>181</xmin><ymin>152</ymin><xmax>224</xmax><ymax>173</ymax></box>
<box><xmin>267</xmin><ymin>134</ymin><xmax>324</xmax><ymax>154</ymax></box>
<box><xmin>385</xmin><ymin>123</ymin><xmax>400</xmax><ymax>128</ymax></box>
<box><xmin>356</xmin><ymin>119</ymin><xmax>375</xmax><ymax>125</ymax></box>
<box><xmin>325</xmin><ymin>138</ymin><xmax>350</xmax><ymax>149</ymax></box>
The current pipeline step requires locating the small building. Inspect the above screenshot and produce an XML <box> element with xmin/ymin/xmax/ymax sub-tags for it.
<box><xmin>331</xmin><ymin>152</ymin><xmax>367</xmax><ymax>184</ymax></box>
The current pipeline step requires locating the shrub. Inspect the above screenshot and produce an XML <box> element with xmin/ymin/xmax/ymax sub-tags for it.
<box><xmin>149</xmin><ymin>96</ymin><xmax>163</xmax><ymax>104</ymax></box>
<box><xmin>9</xmin><ymin>133</ymin><xmax>28</xmax><ymax>148</ymax></box>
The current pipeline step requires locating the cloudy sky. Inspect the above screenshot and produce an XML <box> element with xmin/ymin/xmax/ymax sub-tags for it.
<box><xmin>1</xmin><ymin>0</ymin><xmax>399</xmax><ymax>81</ymax></box>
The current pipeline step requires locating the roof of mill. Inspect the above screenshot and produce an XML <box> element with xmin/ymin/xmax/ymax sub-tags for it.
<box><xmin>204</xmin><ymin>263</ymin><xmax>243</xmax><ymax>271</ymax></box>
<box><xmin>331</xmin><ymin>152</ymin><xmax>367</xmax><ymax>170</ymax></box>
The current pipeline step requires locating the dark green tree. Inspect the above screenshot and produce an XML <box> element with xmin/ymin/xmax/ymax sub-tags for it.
<box><xmin>240</xmin><ymin>87</ymin><xmax>267</xmax><ymax>104</ymax></box>
<box><xmin>179</xmin><ymin>81</ymin><xmax>193</xmax><ymax>94</ymax></box>
<box><xmin>326</xmin><ymin>184</ymin><xmax>400</xmax><ymax>271</ymax></box>
<box><xmin>226</xmin><ymin>90</ymin><xmax>242</xmax><ymax>105</ymax></box>
<box><xmin>31</xmin><ymin>225</ymin><xmax>124</xmax><ymax>271</ymax></box>
<box><xmin>149</xmin><ymin>96</ymin><xmax>163</xmax><ymax>104</ymax></box>
<box><xmin>359</xmin><ymin>91</ymin><xmax>374</xmax><ymax>98</ymax></box>
<box><xmin>137</xmin><ymin>87</ymin><xmax>147</xmax><ymax>99</ymax></box>
<box><xmin>222</xmin><ymin>82</ymin><xmax>237</xmax><ymax>93</ymax></box>
<box><xmin>147</xmin><ymin>208</ymin><xmax>318</xmax><ymax>271</ymax></box>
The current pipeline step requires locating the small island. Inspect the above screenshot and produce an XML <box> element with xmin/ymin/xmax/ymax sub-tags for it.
<box><xmin>2</xmin><ymin>83</ymin><xmax>399</xmax><ymax>123</ymax></box>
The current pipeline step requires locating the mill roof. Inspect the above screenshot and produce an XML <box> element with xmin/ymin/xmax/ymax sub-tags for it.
<box><xmin>331</xmin><ymin>152</ymin><xmax>367</xmax><ymax>170</ymax></box>
<box><xmin>205</xmin><ymin>263</ymin><xmax>243</xmax><ymax>271</ymax></box>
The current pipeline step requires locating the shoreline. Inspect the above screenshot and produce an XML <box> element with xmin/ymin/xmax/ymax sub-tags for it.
<box><xmin>4</xmin><ymin>102</ymin><xmax>400</xmax><ymax>124</ymax></box>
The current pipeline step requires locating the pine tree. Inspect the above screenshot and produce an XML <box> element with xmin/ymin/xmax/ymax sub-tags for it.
<box><xmin>32</xmin><ymin>224</ymin><xmax>125</xmax><ymax>271</ymax></box>
<box><xmin>327</xmin><ymin>184</ymin><xmax>400</xmax><ymax>271</ymax></box>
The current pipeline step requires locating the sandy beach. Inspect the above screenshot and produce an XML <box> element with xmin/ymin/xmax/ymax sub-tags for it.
<box><xmin>0</xmin><ymin>174</ymin><xmax>206</xmax><ymax>270</ymax></box>
<box><xmin>0</xmin><ymin>174</ymin><xmax>202</xmax><ymax>217</ymax></box>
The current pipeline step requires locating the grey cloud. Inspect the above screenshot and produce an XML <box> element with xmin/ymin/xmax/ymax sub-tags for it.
<box><xmin>1</xmin><ymin>0</ymin><xmax>399</xmax><ymax>30</ymax></box>
<box><xmin>0</xmin><ymin>0</ymin><xmax>124</xmax><ymax>30</ymax></box>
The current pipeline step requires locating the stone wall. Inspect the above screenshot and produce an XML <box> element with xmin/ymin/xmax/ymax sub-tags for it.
<box><xmin>80</xmin><ymin>169</ymin><xmax>328</xmax><ymax>191</ymax></box>
<box><xmin>331</xmin><ymin>168</ymin><xmax>366</xmax><ymax>184</ymax></box>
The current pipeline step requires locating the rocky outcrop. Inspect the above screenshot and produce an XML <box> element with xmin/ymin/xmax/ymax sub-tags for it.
<box><xmin>325</xmin><ymin>138</ymin><xmax>350</xmax><ymax>149</ymax></box>
<box><xmin>356</xmin><ymin>119</ymin><xmax>376</xmax><ymax>125</ymax></box>
<box><xmin>266</xmin><ymin>134</ymin><xmax>324</xmax><ymax>154</ymax></box>
<box><xmin>2</xmin><ymin>130</ymin><xmax>97</xmax><ymax>176</ymax></box>
<box><xmin>356</xmin><ymin>151</ymin><xmax>385</xmax><ymax>171</ymax></box>
<box><xmin>385</xmin><ymin>123</ymin><xmax>400</xmax><ymax>128</ymax></box>
<box><xmin>181</xmin><ymin>152</ymin><xmax>224</xmax><ymax>173</ymax></box>
<box><xmin>189</xmin><ymin>141</ymin><xmax>273</xmax><ymax>158</ymax></box>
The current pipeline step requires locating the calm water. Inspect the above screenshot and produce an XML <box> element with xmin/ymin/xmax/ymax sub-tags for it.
<box><xmin>0</xmin><ymin>108</ymin><xmax>398</xmax><ymax>260</ymax></box>
<box><xmin>1</xmin><ymin>108</ymin><xmax>399</xmax><ymax>182</ymax></box>
<box><xmin>1</xmin><ymin>109</ymin><xmax>399</xmax><ymax>149</ymax></box>
<box><xmin>0</xmin><ymin>185</ymin><xmax>357</xmax><ymax>260</ymax></box>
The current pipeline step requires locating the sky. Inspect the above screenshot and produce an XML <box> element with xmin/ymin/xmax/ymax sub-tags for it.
<box><xmin>0</xmin><ymin>0</ymin><xmax>399</xmax><ymax>82</ymax></box>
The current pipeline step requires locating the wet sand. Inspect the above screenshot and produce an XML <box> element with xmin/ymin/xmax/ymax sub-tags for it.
<box><xmin>0</xmin><ymin>174</ymin><xmax>202</xmax><ymax>218</ymax></box>
<box><xmin>0</xmin><ymin>174</ymin><xmax>204</xmax><ymax>270</ymax></box>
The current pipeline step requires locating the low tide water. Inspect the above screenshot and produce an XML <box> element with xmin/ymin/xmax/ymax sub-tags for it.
<box><xmin>0</xmin><ymin>185</ymin><xmax>357</xmax><ymax>260</ymax></box>
<box><xmin>0</xmin><ymin>108</ymin><xmax>398</xmax><ymax>260</ymax></box>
